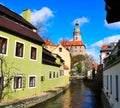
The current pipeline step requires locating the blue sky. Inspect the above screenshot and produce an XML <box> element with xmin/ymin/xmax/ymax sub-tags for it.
<box><xmin>1</xmin><ymin>0</ymin><xmax>120</xmax><ymax>63</ymax></box>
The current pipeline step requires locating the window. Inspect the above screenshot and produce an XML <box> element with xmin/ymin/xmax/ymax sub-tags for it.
<box><xmin>30</xmin><ymin>46</ymin><xmax>37</xmax><ymax>60</ymax></box>
<box><xmin>40</xmin><ymin>76</ymin><xmax>45</xmax><ymax>82</ymax></box>
<box><xmin>53</xmin><ymin>72</ymin><xmax>55</xmax><ymax>78</ymax></box>
<box><xmin>116</xmin><ymin>75</ymin><xmax>119</xmax><ymax>101</ymax></box>
<box><xmin>110</xmin><ymin>75</ymin><xmax>112</xmax><ymax>94</ymax></box>
<box><xmin>0</xmin><ymin>37</ymin><xmax>7</xmax><ymax>54</ymax></box>
<box><xmin>107</xmin><ymin>46</ymin><xmax>111</xmax><ymax>48</ymax></box>
<box><xmin>49</xmin><ymin>71</ymin><xmax>52</xmax><ymax>79</ymax></box>
<box><xmin>107</xmin><ymin>75</ymin><xmax>109</xmax><ymax>89</ymax></box>
<box><xmin>13</xmin><ymin>76</ymin><xmax>22</xmax><ymax>89</ymax></box>
<box><xmin>59</xmin><ymin>48</ymin><xmax>62</xmax><ymax>52</ymax></box>
<box><xmin>29</xmin><ymin>76</ymin><xmax>36</xmax><ymax>87</ymax></box>
<box><xmin>15</xmin><ymin>42</ymin><xmax>24</xmax><ymax>57</ymax></box>
<box><xmin>56</xmin><ymin>72</ymin><xmax>59</xmax><ymax>78</ymax></box>
<box><xmin>60</xmin><ymin>70</ymin><xmax>64</xmax><ymax>76</ymax></box>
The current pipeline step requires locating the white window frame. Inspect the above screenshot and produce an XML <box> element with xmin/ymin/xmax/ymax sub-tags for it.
<box><xmin>14</xmin><ymin>40</ymin><xmax>25</xmax><ymax>59</ymax></box>
<box><xmin>28</xmin><ymin>75</ymin><xmax>36</xmax><ymax>88</ymax></box>
<box><xmin>49</xmin><ymin>71</ymin><xmax>52</xmax><ymax>79</ymax></box>
<box><xmin>0</xmin><ymin>35</ymin><xmax>9</xmax><ymax>56</ymax></box>
<box><xmin>53</xmin><ymin>71</ymin><xmax>56</xmax><ymax>79</ymax></box>
<box><xmin>56</xmin><ymin>72</ymin><xmax>59</xmax><ymax>78</ymax></box>
<box><xmin>29</xmin><ymin>45</ymin><xmax>38</xmax><ymax>61</ymax></box>
<box><xmin>12</xmin><ymin>75</ymin><xmax>23</xmax><ymax>91</ymax></box>
<box><xmin>60</xmin><ymin>70</ymin><xmax>64</xmax><ymax>77</ymax></box>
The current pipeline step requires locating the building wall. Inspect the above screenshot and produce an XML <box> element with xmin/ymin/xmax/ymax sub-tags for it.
<box><xmin>0</xmin><ymin>30</ymin><xmax>42</xmax><ymax>101</ymax></box>
<box><xmin>70</xmin><ymin>46</ymin><xmax>85</xmax><ymax>56</ymax></box>
<box><xmin>40</xmin><ymin>64</ymin><xmax>69</xmax><ymax>92</ymax></box>
<box><xmin>103</xmin><ymin>62</ymin><xmax>120</xmax><ymax>108</ymax></box>
<box><xmin>52</xmin><ymin>44</ymin><xmax>71</xmax><ymax>74</ymax></box>
<box><xmin>44</xmin><ymin>45</ymin><xmax>56</xmax><ymax>52</ymax></box>
<box><xmin>0</xmin><ymin>30</ymin><xmax>69</xmax><ymax>102</ymax></box>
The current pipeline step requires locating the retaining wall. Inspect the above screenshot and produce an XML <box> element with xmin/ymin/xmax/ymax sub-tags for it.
<box><xmin>0</xmin><ymin>83</ymin><xmax>70</xmax><ymax>108</ymax></box>
<box><xmin>101</xmin><ymin>90</ymin><xmax>111</xmax><ymax>108</ymax></box>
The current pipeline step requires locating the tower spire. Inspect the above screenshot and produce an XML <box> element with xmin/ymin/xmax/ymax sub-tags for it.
<box><xmin>73</xmin><ymin>21</ymin><xmax>82</xmax><ymax>41</ymax></box>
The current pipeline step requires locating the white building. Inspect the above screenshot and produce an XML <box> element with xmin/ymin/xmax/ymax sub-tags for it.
<box><xmin>103</xmin><ymin>40</ymin><xmax>120</xmax><ymax>108</ymax></box>
<box><xmin>100</xmin><ymin>42</ymin><xmax>117</xmax><ymax>66</ymax></box>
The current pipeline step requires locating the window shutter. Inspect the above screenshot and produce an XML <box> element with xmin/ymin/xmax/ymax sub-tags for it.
<box><xmin>22</xmin><ymin>77</ymin><xmax>26</xmax><ymax>88</ymax></box>
<box><xmin>0</xmin><ymin>38</ymin><xmax>3</xmax><ymax>53</ymax></box>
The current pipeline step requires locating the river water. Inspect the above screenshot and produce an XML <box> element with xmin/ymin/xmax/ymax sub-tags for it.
<box><xmin>31</xmin><ymin>80</ymin><xmax>103</xmax><ymax>108</ymax></box>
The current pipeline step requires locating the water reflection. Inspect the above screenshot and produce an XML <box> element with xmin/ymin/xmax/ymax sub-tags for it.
<box><xmin>30</xmin><ymin>80</ymin><xmax>102</xmax><ymax>108</ymax></box>
<box><xmin>82</xmin><ymin>90</ymin><xmax>95</xmax><ymax>108</ymax></box>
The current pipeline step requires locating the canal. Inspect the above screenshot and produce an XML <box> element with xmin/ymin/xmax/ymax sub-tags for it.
<box><xmin>30</xmin><ymin>80</ymin><xmax>103</xmax><ymax>108</ymax></box>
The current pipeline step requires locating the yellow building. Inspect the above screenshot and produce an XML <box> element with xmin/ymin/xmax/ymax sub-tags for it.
<box><xmin>44</xmin><ymin>40</ymin><xmax>57</xmax><ymax>52</ymax></box>
<box><xmin>52</xmin><ymin>44</ymin><xmax>71</xmax><ymax>76</ymax></box>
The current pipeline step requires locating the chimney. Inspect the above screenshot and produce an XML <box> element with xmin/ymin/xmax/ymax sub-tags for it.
<box><xmin>22</xmin><ymin>9</ymin><xmax>31</xmax><ymax>22</ymax></box>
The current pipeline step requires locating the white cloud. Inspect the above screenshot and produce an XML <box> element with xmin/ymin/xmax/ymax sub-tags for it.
<box><xmin>86</xmin><ymin>35</ymin><xmax>120</xmax><ymax>63</ymax></box>
<box><xmin>72</xmin><ymin>17</ymin><xmax>89</xmax><ymax>26</ymax></box>
<box><xmin>91</xmin><ymin>35</ymin><xmax>120</xmax><ymax>47</ymax></box>
<box><xmin>30</xmin><ymin>7</ymin><xmax>54</xmax><ymax>35</ymax></box>
<box><xmin>104</xmin><ymin>20</ymin><xmax>120</xmax><ymax>29</ymax></box>
<box><xmin>31</xmin><ymin>7</ymin><xmax>54</xmax><ymax>26</ymax></box>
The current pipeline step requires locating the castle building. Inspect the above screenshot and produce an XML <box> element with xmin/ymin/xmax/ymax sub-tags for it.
<box><xmin>60</xmin><ymin>21</ymin><xmax>86</xmax><ymax>56</ymax></box>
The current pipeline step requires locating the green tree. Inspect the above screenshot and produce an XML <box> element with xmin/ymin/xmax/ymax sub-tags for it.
<box><xmin>71</xmin><ymin>54</ymin><xmax>94</xmax><ymax>76</ymax></box>
<box><xmin>76</xmin><ymin>62</ymin><xmax>82</xmax><ymax>74</ymax></box>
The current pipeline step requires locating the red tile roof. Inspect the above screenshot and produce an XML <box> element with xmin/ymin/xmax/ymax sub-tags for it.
<box><xmin>0</xmin><ymin>16</ymin><xmax>44</xmax><ymax>44</ymax></box>
<box><xmin>0</xmin><ymin>4</ymin><xmax>35</xmax><ymax>29</ymax></box>
<box><xmin>44</xmin><ymin>40</ymin><xmax>56</xmax><ymax>46</ymax></box>
<box><xmin>64</xmin><ymin>64</ymin><xmax>69</xmax><ymax>70</ymax></box>
<box><xmin>101</xmin><ymin>44</ymin><xmax>107</xmax><ymax>51</ymax></box>
<box><xmin>60</xmin><ymin>41</ymin><xmax>85</xmax><ymax>47</ymax></box>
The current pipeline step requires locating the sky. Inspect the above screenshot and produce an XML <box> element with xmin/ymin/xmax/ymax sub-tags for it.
<box><xmin>0</xmin><ymin>0</ymin><xmax>120</xmax><ymax>63</ymax></box>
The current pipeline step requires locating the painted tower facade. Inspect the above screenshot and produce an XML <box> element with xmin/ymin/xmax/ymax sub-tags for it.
<box><xmin>73</xmin><ymin>21</ymin><xmax>82</xmax><ymax>41</ymax></box>
<box><xmin>60</xmin><ymin>21</ymin><xmax>86</xmax><ymax>56</ymax></box>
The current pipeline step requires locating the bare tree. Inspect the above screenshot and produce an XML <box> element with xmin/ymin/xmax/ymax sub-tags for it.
<box><xmin>0</xmin><ymin>56</ymin><xmax>16</xmax><ymax>102</ymax></box>
<box><xmin>34</xmin><ymin>20</ymin><xmax>52</xmax><ymax>41</ymax></box>
<box><xmin>71</xmin><ymin>54</ymin><xmax>94</xmax><ymax>75</ymax></box>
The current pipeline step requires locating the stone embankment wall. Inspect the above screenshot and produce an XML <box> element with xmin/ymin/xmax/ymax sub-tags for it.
<box><xmin>101</xmin><ymin>91</ymin><xmax>111</xmax><ymax>108</ymax></box>
<box><xmin>0</xmin><ymin>83</ymin><xmax>70</xmax><ymax>108</ymax></box>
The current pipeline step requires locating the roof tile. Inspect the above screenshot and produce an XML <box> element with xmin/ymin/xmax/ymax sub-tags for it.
<box><xmin>0</xmin><ymin>16</ymin><xmax>44</xmax><ymax>44</ymax></box>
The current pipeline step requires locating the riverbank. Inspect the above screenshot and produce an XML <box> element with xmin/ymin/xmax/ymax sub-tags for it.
<box><xmin>0</xmin><ymin>83</ymin><xmax>70</xmax><ymax>108</ymax></box>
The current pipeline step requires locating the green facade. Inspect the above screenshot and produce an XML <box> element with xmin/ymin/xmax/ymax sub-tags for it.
<box><xmin>0</xmin><ymin>30</ymin><xmax>69</xmax><ymax>102</ymax></box>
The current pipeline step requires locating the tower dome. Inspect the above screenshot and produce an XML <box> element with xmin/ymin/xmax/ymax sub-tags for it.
<box><xmin>73</xmin><ymin>21</ymin><xmax>82</xmax><ymax>41</ymax></box>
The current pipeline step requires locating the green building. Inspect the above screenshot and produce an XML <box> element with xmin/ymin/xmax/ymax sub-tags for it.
<box><xmin>0</xmin><ymin>4</ymin><xmax>69</xmax><ymax>103</ymax></box>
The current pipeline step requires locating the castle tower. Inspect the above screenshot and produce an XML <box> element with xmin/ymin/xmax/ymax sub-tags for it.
<box><xmin>73</xmin><ymin>21</ymin><xmax>82</xmax><ymax>41</ymax></box>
